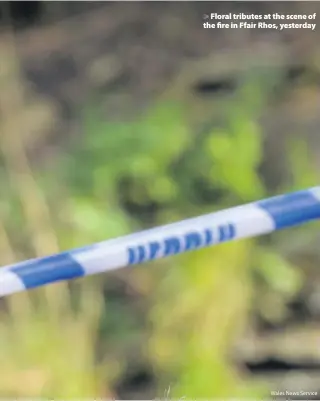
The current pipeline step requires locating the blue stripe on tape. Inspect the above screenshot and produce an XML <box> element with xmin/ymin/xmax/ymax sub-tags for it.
<box><xmin>11</xmin><ymin>253</ymin><xmax>85</xmax><ymax>289</ymax></box>
<box><xmin>258</xmin><ymin>190</ymin><xmax>320</xmax><ymax>230</ymax></box>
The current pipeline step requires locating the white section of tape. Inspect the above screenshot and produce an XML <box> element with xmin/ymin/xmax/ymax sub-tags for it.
<box><xmin>0</xmin><ymin>271</ymin><xmax>26</xmax><ymax>296</ymax></box>
<box><xmin>72</xmin><ymin>248</ymin><xmax>129</xmax><ymax>276</ymax></box>
<box><xmin>309</xmin><ymin>187</ymin><xmax>320</xmax><ymax>202</ymax></box>
<box><xmin>229</xmin><ymin>203</ymin><xmax>276</xmax><ymax>238</ymax></box>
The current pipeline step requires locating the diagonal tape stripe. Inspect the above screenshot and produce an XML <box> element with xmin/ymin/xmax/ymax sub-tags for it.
<box><xmin>11</xmin><ymin>253</ymin><xmax>85</xmax><ymax>289</ymax></box>
<box><xmin>258</xmin><ymin>190</ymin><xmax>320</xmax><ymax>230</ymax></box>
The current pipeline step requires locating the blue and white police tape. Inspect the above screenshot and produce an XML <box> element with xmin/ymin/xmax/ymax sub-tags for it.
<box><xmin>1</xmin><ymin>187</ymin><xmax>320</xmax><ymax>297</ymax></box>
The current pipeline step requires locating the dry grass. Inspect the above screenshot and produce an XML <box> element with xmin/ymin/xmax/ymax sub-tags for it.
<box><xmin>0</xmin><ymin>21</ymin><xmax>114</xmax><ymax>398</ymax></box>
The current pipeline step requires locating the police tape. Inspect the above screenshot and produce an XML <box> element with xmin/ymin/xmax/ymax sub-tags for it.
<box><xmin>1</xmin><ymin>187</ymin><xmax>320</xmax><ymax>297</ymax></box>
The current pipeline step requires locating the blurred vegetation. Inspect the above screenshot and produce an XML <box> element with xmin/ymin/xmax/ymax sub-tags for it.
<box><xmin>0</xmin><ymin>36</ymin><xmax>319</xmax><ymax>398</ymax></box>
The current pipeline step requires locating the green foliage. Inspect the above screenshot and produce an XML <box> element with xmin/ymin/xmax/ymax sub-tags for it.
<box><xmin>150</xmin><ymin>242</ymin><xmax>267</xmax><ymax>398</ymax></box>
<box><xmin>286</xmin><ymin>137</ymin><xmax>319</xmax><ymax>191</ymax></box>
<box><xmin>206</xmin><ymin>118</ymin><xmax>264</xmax><ymax>201</ymax></box>
<box><xmin>61</xmin><ymin>102</ymin><xmax>189</xmax><ymax>203</ymax></box>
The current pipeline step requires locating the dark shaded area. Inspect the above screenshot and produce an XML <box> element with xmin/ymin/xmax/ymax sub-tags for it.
<box><xmin>0</xmin><ymin>1</ymin><xmax>107</xmax><ymax>29</ymax></box>
<box><xmin>285</xmin><ymin>65</ymin><xmax>320</xmax><ymax>86</ymax></box>
<box><xmin>115</xmin><ymin>367</ymin><xmax>156</xmax><ymax>399</ymax></box>
<box><xmin>117</xmin><ymin>178</ymin><xmax>162</xmax><ymax>226</ymax></box>
<box><xmin>193</xmin><ymin>78</ymin><xmax>237</xmax><ymax>95</ymax></box>
<box><xmin>285</xmin><ymin>65</ymin><xmax>308</xmax><ymax>85</ymax></box>
<box><xmin>246</xmin><ymin>357</ymin><xmax>320</xmax><ymax>373</ymax></box>
<box><xmin>0</xmin><ymin>1</ymin><xmax>42</xmax><ymax>28</ymax></box>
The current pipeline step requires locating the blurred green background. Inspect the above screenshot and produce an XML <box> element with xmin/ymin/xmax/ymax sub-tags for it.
<box><xmin>1</xmin><ymin>1</ymin><xmax>320</xmax><ymax>399</ymax></box>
